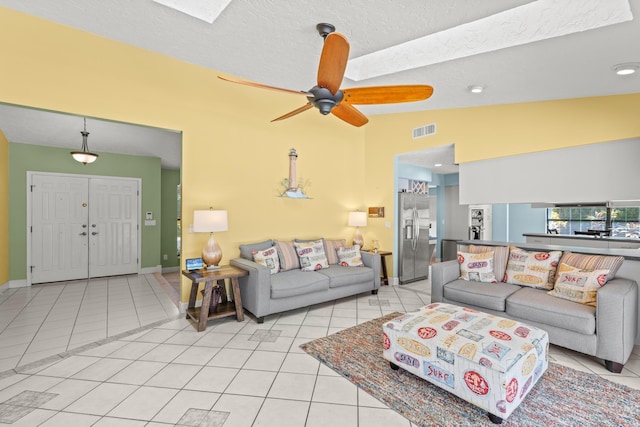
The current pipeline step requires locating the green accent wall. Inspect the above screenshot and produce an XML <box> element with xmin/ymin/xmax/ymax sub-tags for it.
<box><xmin>8</xmin><ymin>142</ymin><xmax>162</xmax><ymax>280</ymax></box>
<box><xmin>0</xmin><ymin>131</ymin><xmax>8</xmax><ymax>285</ymax></box>
<box><xmin>161</xmin><ymin>169</ymin><xmax>180</xmax><ymax>269</ymax></box>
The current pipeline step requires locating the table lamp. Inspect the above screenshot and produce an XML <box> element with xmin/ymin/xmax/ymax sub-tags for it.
<box><xmin>193</xmin><ymin>209</ymin><xmax>228</xmax><ymax>270</ymax></box>
<box><xmin>348</xmin><ymin>211</ymin><xmax>367</xmax><ymax>248</ymax></box>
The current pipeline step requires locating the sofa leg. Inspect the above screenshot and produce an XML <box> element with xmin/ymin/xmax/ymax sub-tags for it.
<box><xmin>256</xmin><ymin>317</ymin><xmax>264</xmax><ymax>324</ymax></box>
<box><xmin>371</xmin><ymin>289</ymin><xmax>378</xmax><ymax>295</ymax></box>
<box><xmin>604</xmin><ymin>360</ymin><xmax>624</xmax><ymax>373</ymax></box>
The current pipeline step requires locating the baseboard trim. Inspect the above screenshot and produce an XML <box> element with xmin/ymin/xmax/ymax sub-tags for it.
<box><xmin>162</xmin><ymin>266</ymin><xmax>179</xmax><ymax>274</ymax></box>
<box><xmin>9</xmin><ymin>279</ymin><xmax>28</xmax><ymax>288</ymax></box>
<box><xmin>140</xmin><ymin>265</ymin><xmax>162</xmax><ymax>275</ymax></box>
<box><xmin>179</xmin><ymin>300</ymin><xmax>201</xmax><ymax>314</ymax></box>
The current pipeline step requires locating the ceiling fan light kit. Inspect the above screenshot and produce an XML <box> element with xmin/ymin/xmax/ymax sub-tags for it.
<box><xmin>218</xmin><ymin>24</ymin><xmax>433</xmax><ymax>127</ymax></box>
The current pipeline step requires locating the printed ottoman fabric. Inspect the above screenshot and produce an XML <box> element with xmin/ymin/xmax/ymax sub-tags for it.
<box><xmin>383</xmin><ymin>303</ymin><xmax>548</xmax><ymax>421</ymax></box>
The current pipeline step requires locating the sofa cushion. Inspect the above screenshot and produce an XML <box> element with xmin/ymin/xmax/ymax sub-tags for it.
<box><xmin>443</xmin><ymin>280</ymin><xmax>522</xmax><ymax>311</ymax></box>
<box><xmin>457</xmin><ymin>250</ymin><xmax>496</xmax><ymax>283</ymax></box>
<box><xmin>270</xmin><ymin>270</ymin><xmax>329</xmax><ymax>299</ymax></box>
<box><xmin>559</xmin><ymin>252</ymin><xmax>624</xmax><ymax>278</ymax></box>
<box><xmin>275</xmin><ymin>240</ymin><xmax>300</xmax><ymax>271</ymax></box>
<box><xmin>506</xmin><ymin>287</ymin><xmax>596</xmax><ymax>335</ymax></box>
<box><xmin>252</xmin><ymin>246</ymin><xmax>280</xmax><ymax>275</ymax></box>
<box><xmin>325</xmin><ymin>239</ymin><xmax>346</xmax><ymax>264</ymax></box>
<box><xmin>316</xmin><ymin>265</ymin><xmax>374</xmax><ymax>288</ymax></box>
<box><xmin>337</xmin><ymin>245</ymin><xmax>364</xmax><ymax>267</ymax></box>
<box><xmin>239</xmin><ymin>239</ymin><xmax>274</xmax><ymax>261</ymax></box>
<box><xmin>504</xmin><ymin>246</ymin><xmax>562</xmax><ymax>290</ymax></box>
<box><xmin>294</xmin><ymin>240</ymin><xmax>329</xmax><ymax>271</ymax></box>
<box><xmin>547</xmin><ymin>263</ymin><xmax>611</xmax><ymax>306</ymax></box>
<box><xmin>469</xmin><ymin>245</ymin><xmax>510</xmax><ymax>282</ymax></box>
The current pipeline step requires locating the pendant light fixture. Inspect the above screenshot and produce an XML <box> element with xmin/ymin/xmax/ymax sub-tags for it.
<box><xmin>70</xmin><ymin>118</ymin><xmax>98</xmax><ymax>164</ymax></box>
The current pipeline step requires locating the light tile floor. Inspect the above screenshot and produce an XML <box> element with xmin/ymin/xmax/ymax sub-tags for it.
<box><xmin>0</xmin><ymin>275</ymin><xmax>638</xmax><ymax>426</ymax></box>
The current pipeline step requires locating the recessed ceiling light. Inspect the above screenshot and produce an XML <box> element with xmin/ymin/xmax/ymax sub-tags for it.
<box><xmin>613</xmin><ymin>63</ymin><xmax>639</xmax><ymax>75</ymax></box>
<box><xmin>434</xmin><ymin>163</ymin><xmax>442</xmax><ymax>167</ymax></box>
<box><xmin>469</xmin><ymin>85</ymin><xmax>484</xmax><ymax>94</ymax></box>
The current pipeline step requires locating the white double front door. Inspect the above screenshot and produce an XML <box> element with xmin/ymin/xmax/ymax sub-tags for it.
<box><xmin>29</xmin><ymin>173</ymin><xmax>140</xmax><ymax>284</ymax></box>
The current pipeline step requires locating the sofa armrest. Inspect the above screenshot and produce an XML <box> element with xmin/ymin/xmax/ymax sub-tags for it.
<box><xmin>229</xmin><ymin>257</ymin><xmax>272</xmax><ymax>318</ymax></box>
<box><xmin>361</xmin><ymin>251</ymin><xmax>381</xmax><ymax>289</ymax></box>
<box><xmin>595</xmin><ymin>278</ymin><xmax>638</xmax><ymax>365</ymax></box>
<box><xmin>431</xmin><ymin>260</ymin><xmax>460</xmax><ymax>302</ymax></box>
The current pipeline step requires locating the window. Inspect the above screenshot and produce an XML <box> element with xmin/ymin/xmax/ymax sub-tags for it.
<box><xmin>547</xmin><ymin>206</ymin><xmax>640</xmax><ymax>238</ymax></box>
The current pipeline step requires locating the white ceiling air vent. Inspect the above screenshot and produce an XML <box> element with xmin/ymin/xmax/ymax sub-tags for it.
<box><xmin>412</xmin><ymin>123</ymin><xmax>436</xmax><ymax>139</ymax></box>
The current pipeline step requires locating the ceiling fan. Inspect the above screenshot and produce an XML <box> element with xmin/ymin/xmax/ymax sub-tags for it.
<box><xmin>218</xmin><ymin>23</ymin><xmax>434</xmax><ymax>127</ymax></box>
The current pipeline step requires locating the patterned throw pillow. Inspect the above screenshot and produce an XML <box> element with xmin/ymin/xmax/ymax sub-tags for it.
<box><xmin>252</xmin><ymin>246</ymin><xmax>280</xmax><ymax>275</ymax></box>
<box><xmin>294</xmin><ymin>240</ymin><xmax>329</xmax><ymax>271</ymax></box>
<box><xmin>469</xmin><ymin>245</ymin><xmax>510</xmax><ymax>282</ymax></box>
<box><xmin>325</xmin><ymin>239</ymin><xmax>346</xmax><ymax>264</ymax></box>
<box><xmin>558</xmin><ymin>252</ymin><xmax>624</xmax><ymax>279</ymax></box>
<box><xmin>274</xmin><ymin>240</ymin><xmax>300</xmax><ymax>271</ymax></box>
<box><xmin>547</xmin><ymin>263</ymin><xmax>611</xmax><ymax>306</ymax></box>
<box><xmin>457</xmin><ymin>251</ymin><xmax>496</xmax><ymax>283</ymax></box>
<box><xmin>504</xmin><ymin>246</ymin><xmax>562</xmax><ymax>289</ymax></box>
<box><xmin>337</xmin><ymin>245</ymin><xmax>364</xmax><ymax>267</ymax></box>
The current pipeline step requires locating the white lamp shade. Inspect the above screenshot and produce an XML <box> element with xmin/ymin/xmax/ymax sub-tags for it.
<box><xmin>348</xmin><ymin>211</ymin><xmax>367</xmax><ymax>227</ymax></box>
<box><xmin>193</xmin><ymin>210</ymin><xmax>228</xmax><ymax>232</ymax></box>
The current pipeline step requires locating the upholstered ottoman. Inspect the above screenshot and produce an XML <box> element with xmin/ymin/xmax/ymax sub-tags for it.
<box><xmin>383</xmin><ymin>303</ymin><xmax>548</xmax><ymax>424</ymax></box>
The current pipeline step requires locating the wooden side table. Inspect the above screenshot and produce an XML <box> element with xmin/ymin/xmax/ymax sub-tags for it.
<box><xmin>368</xmin><ymin>250</ymin><xmax>392</xmax><ymax>285</ymax></box>
<box><xmin>182</xmin><ymin>265</ymin><xmax>248</xmax><ymax>332</ymax></box>
<box><xmin>378</xmin><ymin>251</ymin><xmax>393</xmax><ymax>285</ymax></box>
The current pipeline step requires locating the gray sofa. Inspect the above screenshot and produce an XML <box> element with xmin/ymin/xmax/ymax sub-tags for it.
<box><xmin>230</xmin><ymin>239</ymin><xmax>381</xmax><ymax>323</ymax></box>
<box><xmin>432</xmin><ymin>247</ymin><xmax>638</xmax><ymax>373</ymax></box>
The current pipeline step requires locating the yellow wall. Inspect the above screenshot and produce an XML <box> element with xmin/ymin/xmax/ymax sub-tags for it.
<box><xmin>363</xmin><ymin>96</ymin><xmax>640</xmax><ymax>265</ymax></box>
<box><xmin>0</xmin><ymin>8</ymin><xmax>366</xmax><ymax>300</ymax></box>
<box><xmin>2</xmin><ymin>7</ymin><xmax>639</xmax><ymax>293</ymax></box>
<box><xmin>0</xmin><ymin>130</ymin><xmax>8</xmax><ymax>286</ymax></box>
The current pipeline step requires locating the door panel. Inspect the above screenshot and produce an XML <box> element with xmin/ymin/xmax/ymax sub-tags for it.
<box><xmin>89</xmin><ymin>178</ymin><xmax>138</xmax><ymax>278</ymax></box>
<box><xmin>31</xmin><ymin>174</ymin><xmax>89</xmax><ymax>283</ymax></box>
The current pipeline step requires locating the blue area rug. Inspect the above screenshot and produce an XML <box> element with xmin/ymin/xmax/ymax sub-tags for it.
<box><xmin>300</xmin><ymin>312</ymin><xmax>640</xmax><ymax>426</ymax></box>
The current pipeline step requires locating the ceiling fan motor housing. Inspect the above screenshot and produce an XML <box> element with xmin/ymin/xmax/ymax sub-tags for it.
<box><xmin>307</xmin><ymin>86</ymin><xmax>343</xmax><ymax>115</ymax></box>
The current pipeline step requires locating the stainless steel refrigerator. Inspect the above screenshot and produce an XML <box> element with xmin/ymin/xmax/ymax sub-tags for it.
<box><xmin>398</xmin><ymin>192</ymin><xmax>431</xmax><ymax>284</ymax></box>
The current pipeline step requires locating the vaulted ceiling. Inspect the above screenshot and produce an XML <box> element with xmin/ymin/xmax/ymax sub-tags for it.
<box><xmin>1</xmin><ymin>0</ymin><xmax>639</xmax><ymax>171</ymax></box>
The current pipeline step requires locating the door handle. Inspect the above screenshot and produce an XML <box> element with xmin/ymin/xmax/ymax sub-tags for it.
<box><xmin>91</xmin><ymin>232</ymin><xmax>99</xmax><ymax>236</ymax></box>
<box><xmin>79</xmin><ymin>232</ymin><xmax>87</xmax><ymax>236</ymax></box>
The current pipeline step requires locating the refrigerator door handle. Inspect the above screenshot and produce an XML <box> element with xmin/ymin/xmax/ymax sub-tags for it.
<box><xmin>412</xmin><ymin>207</ymin><xmax>419</xmax><ymax>250</ymax></box>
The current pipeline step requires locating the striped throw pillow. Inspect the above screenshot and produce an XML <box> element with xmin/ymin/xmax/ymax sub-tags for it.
<box><xmin>558</xmin><ymin>252</ymin><xmax>624</xmax><ymax>278</ymax></box>
<box><xmin>274</xmin><ymin>240</ymin><xmax>300</xmax><ymax>271</ymax></box>
<box><xmin>325</xmin><ymin>239</ymin><xmax>346</xmax><ymax>264</ymax></box>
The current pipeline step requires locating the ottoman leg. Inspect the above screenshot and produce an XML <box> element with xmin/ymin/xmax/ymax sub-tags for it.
<box><xmin>487</xmin><ymin>413</ymin><xmax>503</xmax><ymax>424</ymax></box>
<box><xmin>390</xmin><ymin>362</ymin><xmax>400</xmax><ymax>371</ymax></box>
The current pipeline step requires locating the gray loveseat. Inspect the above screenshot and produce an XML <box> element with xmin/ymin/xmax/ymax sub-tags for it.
<box><xmin>230</xmin><ymin>239</ymin><xmax>381</xmax><ymax>323</ymax></box>
<box><xmin>431</xmin><ymin>242</ymin><xmax>638</xmax><ymax>373</ymax></box>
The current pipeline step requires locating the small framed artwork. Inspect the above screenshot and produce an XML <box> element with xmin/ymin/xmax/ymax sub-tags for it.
<box><xmin>368</xmin><ymin>207</ymin><xmax>385</xmax><ymax>218</ymax></box>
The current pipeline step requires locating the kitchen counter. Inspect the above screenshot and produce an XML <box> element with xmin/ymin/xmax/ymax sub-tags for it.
<box><xmin>523</xmin><ymin>233</ymin><xmax>640</xmax><ymax>251</ymax></box>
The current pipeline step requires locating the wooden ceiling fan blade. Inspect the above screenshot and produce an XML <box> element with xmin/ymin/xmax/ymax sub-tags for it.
<box><xmin>342</xmin><ymin>85</ymin><xmax>434</xmax><ymax>105</ymax></box>
<box><xmin>218</xmin><ymin>76</ymin><xmax>311</xmax><ymax>96</ymax></box>
<box><xmin>317</xmin><ymin>32</ymin><xmax>350</xmax><ymax>95</ymax></box>
<box><xmin>271</xmin><ymin>103</ymin><xmax>314</xmax><ymax>122</ymax></box>
<box><xmin>331</xmin><ymin>104</ymin><xmax>369</xmax><ymax>127</ymax></box>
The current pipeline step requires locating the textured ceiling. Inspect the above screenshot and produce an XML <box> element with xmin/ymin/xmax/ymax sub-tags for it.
<box><xmin>1</xmin><ymin>0</ymin><xmax>639</xmax><ymax>172</ymax></box>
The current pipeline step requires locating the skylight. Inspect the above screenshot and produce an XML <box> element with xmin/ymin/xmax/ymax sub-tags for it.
<box><xmin>152</xmin><ymin>0</ymin><xmax>233</xmax><ymax>24</ymax></box>
<box><xmin>345</xmin><ymin>0</ymin><xmax>633</xmax><ymax>81</ymax></box>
